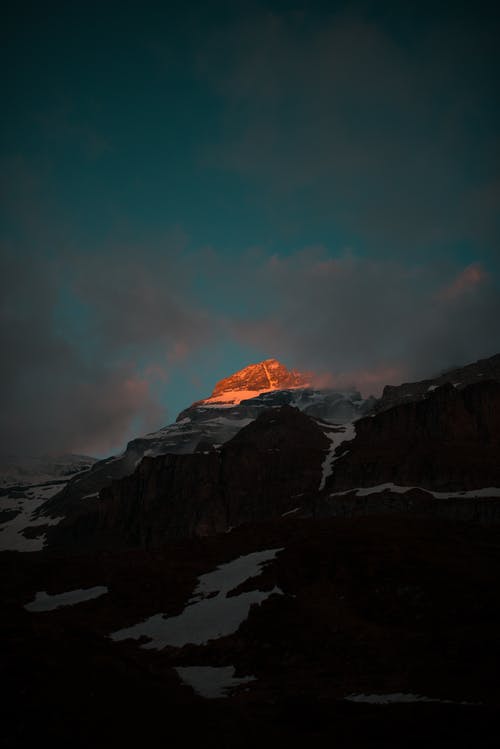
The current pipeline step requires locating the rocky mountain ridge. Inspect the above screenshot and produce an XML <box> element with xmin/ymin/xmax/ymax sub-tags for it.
<box><xmin>3</xmin><ymin>352</ymin><xmax>500</xmax><ymax>553</ymax></box>
<box><xmin>375</xmin><ymin>352</ymin><xmax>500</xmax><ymax>413</ymax></box>
<box><xmin>48</xmin><ymin>376</ymin><xmax>500</xmax><ymax>551</ymax></box>
<box><xmin>3</xmin><ymin>355</ymin><xmax>500</xmax><ymax>748</ymax></box>
<box><xmin>93</xmin><ymin>406</ymin><xmax>329</xmax><ymax>548</ymax></box>
<box><xmin>41</xmin><ymin>360</ymin><xmax>371</xmax><ymax>522</ymax></box>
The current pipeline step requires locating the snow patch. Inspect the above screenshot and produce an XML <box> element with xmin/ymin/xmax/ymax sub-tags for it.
<box><xmin>345</xmin><ymin>693</ymin><xmax>478</xmax><ymax>705</ymax></box>
<box><xmin>201</xmin><ymin>388</ymin><xmax>276</xmax><ymax>406</ymax></box>
<box><xmin>0</xmin><ymin>489</ymin><xmax>64</xmax><ymax>552</ymax></box>
<box><xmin>110</xmin><ymin>548</ymin><xmax>284</xmax><ymax>649</ymax></box>
<box><xmin>25</xmin><ymin>586</ymin><xmax>108</xmax><ymax>612</ymax></box>
<box><xmin>175</xmin><ymin>665</ymin><xmax>255</xmax><ymax>699</ymax></box>
<box><xmin>0</xmin><ymin>454</ymin><xmax>96</xmax><ymax>490</ymax></box>
<box><xmin>329</xmin><ymin>483</ymin><xmax>500</xmax><ymax>499</ymax></box>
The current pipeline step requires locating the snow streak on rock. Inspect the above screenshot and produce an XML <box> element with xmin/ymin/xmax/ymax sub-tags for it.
<box><xmin>329</xmin><ymin>484</ymin><xmax>500</xmax><ymax>499</ymax></box>
<box><xmin>319</xmin><ymin>423</ymin><xmax>356</xmax><ymax>491</ymax></box>
<box><xmin>345</xmin><ymin>693</ymin><xmax>478</xmax><ymax>705</ymax></box>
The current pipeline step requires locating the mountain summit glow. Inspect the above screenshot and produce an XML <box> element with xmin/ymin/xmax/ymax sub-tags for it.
<box><xmin>202</xmin><ymin>358</ymin><xmax>310</xmax><ymax>406</ymax></box>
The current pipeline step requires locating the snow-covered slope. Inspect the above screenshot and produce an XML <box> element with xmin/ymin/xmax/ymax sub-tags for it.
<box><xmin>0</xmin><ymin>454</ymin><xmax>96</xmax><ymax>489</ymax></box>
<box><xmin>0</xmin><ymin>454</ymin><xmax>96</xmax><ymax>552</ymax></box>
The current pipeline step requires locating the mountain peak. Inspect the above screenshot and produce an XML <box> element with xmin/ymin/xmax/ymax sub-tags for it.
<box><xmin>202</xmin><ymin>358</ymin><xmax>310</xmax><ymax>406</ymax></box>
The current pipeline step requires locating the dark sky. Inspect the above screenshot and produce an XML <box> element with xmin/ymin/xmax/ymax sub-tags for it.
<box><xmin>1</xmin><ymin>0</ymin><xmax>499</xmax><ymax>457</ymax></box>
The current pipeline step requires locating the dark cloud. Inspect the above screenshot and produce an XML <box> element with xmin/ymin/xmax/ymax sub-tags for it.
<box><xmin>0</xmin><ymin>241</ymin><xmax>213</xmax><ymax>457</ymax></box>
<box><xmin>2</xmin><ymin>4</ymin><xmax>499</xmax><ymax>457</ymax></box>
<box><xmin>200</xmin><ymin>6</ymin><xmax>500</xmax><ymax>252</ymax></box>
<box><xmin>1</xmin><ymin>234</ymin><xmax>499</xmax><ymax>458</ymax></box>
<box><xmin>232</xmin><ymin>249</ymin><xmax>500</xmax><ymax>394</ymax></box>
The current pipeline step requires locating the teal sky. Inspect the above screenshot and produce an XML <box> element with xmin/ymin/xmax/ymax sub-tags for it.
<box><xmin>1</xmin><ymin>0</ymin><xmax>499</xmax><ymax>456</ymax></box>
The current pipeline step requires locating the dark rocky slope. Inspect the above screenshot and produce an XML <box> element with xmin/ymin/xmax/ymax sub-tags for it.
<box><xmin>3</xmin><ymin>515</ymin><xmax>500</xmax><ymax>748</ymax></box>
<box><xmin>42</xmin><ymin>359</ymin><xmax>367</xmax><ymax>522</ymax></box>
<box><xmin>319</xmin><ymin>379</ymin><xmax>500</xmax><ymax>523</ymax></box>
<box><xmin>326</xmin><ymin>380</ymin><xmax>500</xmax><ymax>492</ymax></box>
<box><xmin>375</xmin><ymin>352</ymin><xmax>500</xmax><ymax>413</ymax></box>
<box><xmin>50</xmin><ymin>379</ymin><xmax>500</xmax><ymax>552</ymax></box>
<box><xmin>50</xmin><ymin>406</ymin><xmax>330</xmax><ymax>549</ymax></box>
<box><xmin>102</xmin><ymin>380</ymin><xmax>500</xmax><ymax>543</ymax></box>
<box><xmin>99</xmin><ymin>406</ymin><xmax>329</xmax><ymax>546</ymax></box>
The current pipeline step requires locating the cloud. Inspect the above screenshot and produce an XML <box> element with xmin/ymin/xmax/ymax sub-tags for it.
<box><xmin>2</xmin><ymin>4</ymin><xmax>499</xmax><ymax>459</ymax></box>
<box><xmin>231</xmin><ymin>249</ymin><xmax>500</xmax><ymax>395</ymax></box>
<box><xmin>0</xmin><ymin>238</ymin><xmax>214</xmax><ymax>458</ymax></box>
<box><xmin>199</xmin><ymin>6</ymin><xmax>500</xmax><ymax>252</ymax></box>
<box><xmin>439</xmin><ymin>263</ymin><xmax>486</xmax><ymax>300</ymax></box>
<box><xmin>1</xmin><ymin>231</ymin><xmax>499</xmax><ymax>459</ymax></box>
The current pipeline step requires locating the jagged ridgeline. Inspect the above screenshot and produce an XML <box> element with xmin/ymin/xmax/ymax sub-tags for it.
<box><xmin>38</xmin><ymin>359</ymin><xmax>372</xmax><ymax>526</ymax></box>
<box><xmin>2</xmin><ymin>353</ymin><xmax>500</xmax><ymax>553</ymax></box>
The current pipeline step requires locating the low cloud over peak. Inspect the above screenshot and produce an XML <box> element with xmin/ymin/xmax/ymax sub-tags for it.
<box><xmin>233</xmin><ymin>249</ymin><xmax>500</xmax><ymax>396</ymax></box>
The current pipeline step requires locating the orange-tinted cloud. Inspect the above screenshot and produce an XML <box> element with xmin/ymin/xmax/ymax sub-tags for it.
<box><xmin>439</xmin><ymin>263</ymin><xmax>486</xmax><ymax>300</ymax></box>
<box><xmin>229</xmin><ymin>249</ymin><xmax>500</xmax><ymax>397</ymax></box>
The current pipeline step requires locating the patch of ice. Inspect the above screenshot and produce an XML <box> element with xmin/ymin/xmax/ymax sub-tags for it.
<box><xmin>175</xmin><ymin>665</ymin><xmax>255</xmax><ymax>698</ymax></box>
<box><xmin>319</xmin><ymin>423</ymin><xmax>356</xmax><ymax>491</ymax></box>
<box><xmin>110</xmin><ymin>548</ymin><xmax>284</xmax><ymax>649</ymax></box>
<box><xmin>82</xmin><ymin>492</ymin><xmax>99</xmax><ymax>500</ymax></box>
<box><xmin>427</xmin><ymin>384</ymin><xmax>439</xmax><ymax>392</ymax></box>
<box><xmin>25</xmin><ymin>586</ymin><xmax>108</xmax><ymax>612</ymax></box>
<box><xmin>281</xmin><ymin>507</ymin><xmax>301</xmax><ymax>517</ymax></box>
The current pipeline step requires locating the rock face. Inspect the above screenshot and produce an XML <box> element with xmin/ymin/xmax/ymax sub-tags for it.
<box><xmin>38</xmin><ymin>353</ymin><xmax>500</xmax><ymax>551</ymax></box>
<box><xmin>375</xmin><ymin>352</ymin><xmax>500</xmax><ymax>413</ymax></box>
<box><xmin>95</xmin><ymin>407</ymin><xmax>329</xmax><ymax>547</ymax></box>
<box><xmin>48</xmin><ymin>378</ymin><xmax>500</xmax><ymax>550</ymax></box>
<box><xmin>326</xmin><ymin>380</ymin><xmax>500</xmax><ymax>493</ymax></box>
<box><xmin>5</xmin><ymin>514</ymin><xmax>500</xmax><ymax>748</ymax></box>
<box><xmin>93</xmin><ymin>379</ymin><xmax>500</xmax><ymax>547</ymax></box>
<box><xmin>207</xmin><ymin>358</ymin><xmax>310</xmax><ymax>402</ymax></box>
<box><xmin>43</xmin><ymin>363</ymin><xmax>370</xmax><ymax>521</ymax></box>
<box><xmin>6</xmin><ymin>361</ymin><xmax>500</xmax><ymax>749</ymax></box>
